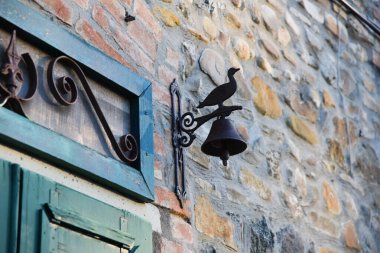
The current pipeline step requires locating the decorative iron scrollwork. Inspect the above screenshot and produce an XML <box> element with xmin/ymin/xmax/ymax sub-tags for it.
<box><xmin>47</xmin><ymin>56</ymin><xmax>138</xmax><ymax>163</ymax></box>
<box><xmin>0</xmin><ymin>30</ymin><xmax>138</xmax><ymax>164</ymax></box>
<box><xmin>0</xmin><ymin>30</ymin><xmax>37</xmax><ymax>117</ymax></box>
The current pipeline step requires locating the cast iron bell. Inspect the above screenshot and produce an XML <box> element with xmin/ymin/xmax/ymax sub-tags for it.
<box><xmin>201</xmin><ymin>118</ymin><xmax>247</xmax><ymax>166</ymax></box>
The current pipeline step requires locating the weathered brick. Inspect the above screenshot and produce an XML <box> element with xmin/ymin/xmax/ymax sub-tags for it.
<box><xmin>266</xmin><ymin>150</ymin><xmax>281</xmax><ymax>179</ymax></box>
<box><xmin>282</xmin><ymin>49</ymin><xmax>297</xmax><ymax>66</ymax></box>
<box><xmin>155</xmin><ymin>186</ymin><xmax>191</xmax><ymax>219</ymax></box>
<box><xmin>100</xmin><ymin>0</ymin><xmax>125</xmax><ymax>22</ymax></box>
<box><xmin>257</xmin><ymin>56</ymin><xmax>273</xmax><ymax>73</ymax></box>
<box><xmin>74</xmin><ymin>0</ymin><xmax>89</xmax><ymax>9</ymax></box>
<box><xmin>282</xmin><ymin>191</ymin><xmax>303</xmax><ymax>218</ymax></box>
<box><xmin>166</xmin><ymin>48</ymin><xmax>180</xmax><ymax>70</ymax></box>
<box><xmin>239</xmin><ymin>168</ymin><xmax>272</xmax><ymax>200</ymax></box>
<box><xmin>153</xmin><ymin>81</ymin><xmax>171</xmax><ymax>107</ymax></box>
<box><xmin>154</xmin><ymin>6</ymin><xmax>180</xmax><ymax>27</ymax></box>
<box><xmin>195</xmin><ymin>178</ymin><xmax>221</xmax><ymax>199</ymax></box>
<box><xmin>277</xmin><ymin>28</ymin><xmax>291</xmax><ymax>47</ymax></box>
<box><xmin>112</xmin><ymin>29</ymin><xmax>154</xmax><ymax>74</ymax></box>
<box><xmin>195</xmin><ymin>196</ymin><xmax>234</xmax><ymax>247</ymax></box>
<box><xmin>127</xmin><ymin>21</ymin><xmax>157</xmax><ymax>60</ymax></box>
<box><xmin>300</xmin><ymin>0</ymin><xmax>324</xmax><ymax>23</ymax></box>
<box><xmin>333</xmin><ymin>117</ymin><xmax>357</xmax><ymax>147</ymax></box>
<box><xmin>323</xmin><ymin>90</ymin><xmax>335</xmax><ymax>108</ymax></box>
<box><xmin>231</xmin><ymin>0</ymin><xmax>242</xmax><ymax>8</ymax></box>
<box><xmin>199</xmin><ymin>48</ymin><xmax>225</xmax><ymax>85</ymax></box>
<box><xmin>236</xmin><ymin>124</ymin><xmax>249</xmax><ymax>141</ymax></box>
<box><xmin>322</xmin><ymin>181</ymin><xmax>341</xmax><ymax>215</ymax></box>
<box><xmin>218</xmin><ymin>31</ymin><xmax>231</xmax><ymax>49</ymax></box>
<box><xmin>306</xmin><ymin>29</ymin><xmax>323</xmax><ymax>51</ymax></box>
<box><xmin>226</xmin><ymin>187</ymin><xmax>248</xmax><ymax>205</ymax></box>
<box><xmin>154</xmin><ymin>132</ymin><xmax>165</xmax><ymax>156</ymax></box>
<box><xmin>187</xmin><ymin>27</ymin><xmax>209</xmax><ymax>43</ymax></box>
<box><xmin>356</xmin><ymin>144</ymin><xmax>380</xmax><ymax>183</ymax></box>
<box><xmin>158</xmin><ymin>65</ymin><xmax>177</xmax><ymax>86</ymax></box>
<box><xmin>374</xmin><ymin>39</ymin><xmax>380</xmax><ymax>55</ymax></box>
<box><xmin>325</xmin><ymin>13</ymin><xmax>349</xmax><ymax>43</ymax></box>
<box><xmin>267</xmin><ymin>0</ymin><xmax>284</xmax><ymax>13</ymax></box>
<box><xmin>308</xmin><ymin>212</ymin><xmax>340</xmax><ymax>238</ymax></box>
<box><xmin>252</xmin><ymin>76</ymin><xmax>282</xmax><ymax>119</ymax></box>
<box><xmin>233</xmin><ymin>38</ymin><xmax>250</xmax><ymax>60</ymax></box>
<box><xmin>294</xmin><ymin>167</ymin><xmax>307</xmax><ymax>198</ymax></box>
<box><xmin>225</xmin><ymin>12</ymin><xmax>241</xmax><ymax>29</ymax></box>
<box><xmin>261</xmin><ymin>38</ymin><xmax>280</xmax><ymax>59</ymax></box>
<box><xmin>170</xmin><ymin>214</ymin><xmax>193</xmax><ymax>244</ymax></box>
<box><xmin>154</xmin><ymin>159</ymin><xmax>163</xmax><ymax>180</ymax></box>
<box><xmin>339</xmin><ymin>69</ymin><xmax>356</xmax><ymax>96</ymax></box>
<box><xmin>121</xmin><ymin>0</ymin><xmax>132</xmax><ymax>6</ymax></box>
<box><xmin>285</xmin><ymin>11</ymin><xmax>301</xmax><ymax>36</ymax></box>
<box><xmin>189</xmin><ymin>145</ymin><xmax>210</xmax><ymax>169</ymax></box>
<box><xmin>344</xmin><ymin>221</ymin><xmax>360</xmax><ymax>250</ymax></box>
<box><xmin>285</xmin><ymin>90</ymin><xmax>318</xmax><ymax>123</ymax></box>
<box><xmin>363</xmin><ymin>90</ymin><xmax>380</xmax><ymax>115</ymax></box>
<box><xmin>93</xmin><ymin>5</ymin><xmax>110</xmax><ymax>32</ymax></box>
<box><xmin>363</xmin><ymin>78</ymin><xmax>376</xmax><ymax>92</ymax></box>
<box><xmin>287</xmin><ymin>115</ymin><xmax>318</xmax><ymax>145</ymax></box>
<box><xmin>161</xmin><ymin>237</ymin><xmax>184</xmax><ymax>253</ymax></box>
<box><xmin>279</xmin><ymin>227</ymin><xmax>304</xmax><ymax>253</ymax></box>
<box><xmin>319</xmin><ymin>248</ymin><xmax>336</xmax><ymax>253</ymax></box>
<box><xmin>261</xmin><ymin>5</ymin><xmax>280</xmax><ymax>35</ymax></box>
<box><xmin>347</xmin><ymin>16</ymin><xmax>374</xmax><ymax>44</ymax></box>
<box><xmin>203</xmin><ymin>17</ymin><xmax>218</xmax><ymax>40</ymax></box>
<box><xmin>75</xmin><ymin>19</ymin><xmax>131</xmax><ymax>68</ymax></box>
<box><xmin>34</xmin><ymin>0</ymin><xmax>73</xmax><ymax>25</ymax></box>
<box><xmin>135</xmin><ymin>0</ymin><xmax>162</xmax><ymax>40</ymax></box>
<box><xmin>327</xmin><ymin>139</ymin><xmax>344</xmax><ymax>167</ymax></box>
<box><xmin>343</xmin><ymin>192</ymin><xmax>358</xmax><ymax>219</ymax></box>
<box><xmin>290</xmin><ymin>7</ymin><xmax>312</xmax><ymax>26</ymax></box>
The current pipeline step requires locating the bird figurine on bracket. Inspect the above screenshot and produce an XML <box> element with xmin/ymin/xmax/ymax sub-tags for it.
<box><xmin>197</xmin><ymin>67</ymin><xmax>240</xmax><ymax>109</ymax></box>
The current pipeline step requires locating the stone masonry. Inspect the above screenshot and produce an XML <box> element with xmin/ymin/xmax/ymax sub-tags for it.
<box><xmin>22</xmin><ymin>0</ymin><xmax>380</xmax><ymax>252</ymax></box>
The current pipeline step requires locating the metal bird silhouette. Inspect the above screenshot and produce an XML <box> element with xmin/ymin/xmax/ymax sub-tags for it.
<box><xmin>197</xmin><ymin>67</ymin><xmax>240</xmax><ymax>108</ymax></box>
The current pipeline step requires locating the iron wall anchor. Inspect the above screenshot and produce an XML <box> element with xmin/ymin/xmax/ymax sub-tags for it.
<box><xmin>124</xmin><ymin>11</ymin><xmax>135</xmax><ymax>23</ymax></box>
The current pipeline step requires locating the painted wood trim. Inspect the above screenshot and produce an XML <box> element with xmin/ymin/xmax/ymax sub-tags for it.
<box><xmin>43</xmin><ymin>204</ymin><xmax>136</xmax><ymax>249</ymax></box>
<box><xmin>0</xmin><ymin>108</ymin><xmax>154</xmax><ymax>201</ymax></box>
<box><xmin>134</xmin><ymin>84</ymin><xmax>155</xmax><ymax>196</ymax></box>
<box><xmin>0</xmin><ymin>1</ymin><xmax>155</xmax><ymax>202</ymax></box>
<box><xmin>0</xmin><ymin>0</ymin><xmax>149</xmax><ymax>96</ymax></box>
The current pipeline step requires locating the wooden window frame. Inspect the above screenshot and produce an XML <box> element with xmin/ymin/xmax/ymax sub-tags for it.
<box><xmin>0</xmin><ymin>0</ymin><xmax>154</xmax><ymax>202</ymax></box>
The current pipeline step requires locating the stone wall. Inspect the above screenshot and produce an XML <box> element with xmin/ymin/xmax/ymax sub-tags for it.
<box><xmin>16</xmin><ymin>0</ymin><xmax>380</xmax><ymax>252</ymax></box>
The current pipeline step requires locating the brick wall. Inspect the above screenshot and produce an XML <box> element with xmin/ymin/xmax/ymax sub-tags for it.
<box><xmin>21</xmin><ymin>0</ymin><xmax>380</xmax><ymax>252</ymax></box>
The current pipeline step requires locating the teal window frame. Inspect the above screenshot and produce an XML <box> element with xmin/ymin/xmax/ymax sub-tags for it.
<box><xmin>0</xmin><ymin>0</ymin><xmax>154</xmax><ymax>202</ymax></box>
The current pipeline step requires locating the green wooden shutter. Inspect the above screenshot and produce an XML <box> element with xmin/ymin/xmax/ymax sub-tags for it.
<box><xmin>0</xmin><ymin>161</ymin><xmax>21</xmax><ymax>253</ymax></box>
<box><xmin>0</xmin><ymin>159</ymin><xmax>152</xmax><ymax>253</ymax></box>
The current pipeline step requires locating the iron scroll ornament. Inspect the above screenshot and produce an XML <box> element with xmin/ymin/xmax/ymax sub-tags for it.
<box><xmin>47</xmin><ymin>56</ymin><xmax>138</xmax><ymax>163</ymax></box>
<box><xmin>0</xmin><ymin>31</ymin><xmax>38</xmax><ymax>117</ymax></box>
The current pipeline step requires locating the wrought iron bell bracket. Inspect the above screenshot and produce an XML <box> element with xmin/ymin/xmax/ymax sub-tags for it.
<box><xmin>170</xmin><ymin>78</ymin><xmax>244</xmax><ymax>207</ymax></box>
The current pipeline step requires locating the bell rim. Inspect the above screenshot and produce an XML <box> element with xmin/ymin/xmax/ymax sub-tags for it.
<box><xmin>201</xmin><ymin>138</ymin><xmax>247</xmax><ymax>157</ymax></box>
